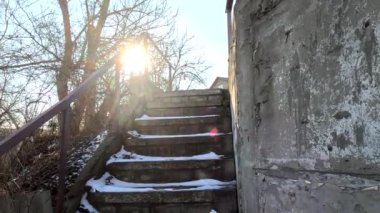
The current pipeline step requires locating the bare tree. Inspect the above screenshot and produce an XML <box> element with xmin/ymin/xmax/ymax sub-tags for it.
<box><xmin>0</xmin><ymin>0</ymin><xmax>176</xmax><ymax>134</ymax></box>
<box><xmin>150</xmin><ymin>33</ymin><xmax>210</xmax><ymax>91</ymax></box>
<box><xmin>0</xmin><ymin>0</ymin><xmax>209</xmax><ymax>136</ymax></box>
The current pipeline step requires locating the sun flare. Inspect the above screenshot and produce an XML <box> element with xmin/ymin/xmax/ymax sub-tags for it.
<box><xmin>120</xmin><ymin>44</ymin><xmax>149</xmax><ymax>75</ymax></box>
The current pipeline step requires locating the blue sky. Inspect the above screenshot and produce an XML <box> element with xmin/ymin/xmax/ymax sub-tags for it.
<box><xmin>167</xmin><ymin>0</ymin><xmax>228</xmax><ymax>87</ymax></box>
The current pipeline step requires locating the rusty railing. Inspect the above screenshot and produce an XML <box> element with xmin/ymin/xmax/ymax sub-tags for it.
<box><xmin>0</xmin><ymin>56</ymin><xmax>118</xmax><ymax>212</ymax></box>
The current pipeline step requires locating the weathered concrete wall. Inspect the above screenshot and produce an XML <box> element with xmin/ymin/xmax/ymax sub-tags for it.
<box><xmin>229</xmin><ymin>0</ymin><xmax>380</xmax><ymax>212</ymax></box>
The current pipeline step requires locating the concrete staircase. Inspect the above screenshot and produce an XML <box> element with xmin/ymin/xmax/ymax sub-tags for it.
<box><xmin>83</xmin><ymin>89</ymin><xmax>237</xmax><ymax>213</ymax></box>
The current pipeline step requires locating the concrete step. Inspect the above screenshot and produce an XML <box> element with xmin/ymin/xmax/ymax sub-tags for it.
<box><xmin>79</xmin><ymin>89</ymin><xmax>237</xmax><ymax>212</ymax></box>
<box><xmin>106</xmin><ymin>158</ymin><xmax>236</xmax><ymax>183</ymax></box>
<box><xmin>145</xmin><ymin>106</ymin><xmax>230</xmax><ymax>117</ymax></box>
<box><xmin>133</xmin><ymin>115</ymin><xmax>231</xmax><ymax>135</ymax></box>
<box><xmin>124</xmin><ymin>134</ymin><xmax>233</xmax><ymax>156</ymax></box>
<box><xmin>155</xmin><ymin>89</ymin><xmax>227</xmax><ymax>97</ymax></box>
<box><xmin>147</xmin><ymin>94</ymin><xmax>229</xmax><ymax>109</ymax></box>
<box><xmin>88</xmin><ymin>187</ymin><xmax>237</xmax><ymax>213</ymax></box>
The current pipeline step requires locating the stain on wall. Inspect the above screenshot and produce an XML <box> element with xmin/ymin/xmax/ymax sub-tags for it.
<box><xmin>229</xmin><ymin>0</ymin><xmax>380</xmax><ymax>212</ymax></box>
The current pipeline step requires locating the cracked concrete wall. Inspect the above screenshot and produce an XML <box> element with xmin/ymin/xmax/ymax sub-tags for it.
<box><xmin>229</xmin><ymin>0</ymin><xmax>380</xmax><ymax>212</ymax></box>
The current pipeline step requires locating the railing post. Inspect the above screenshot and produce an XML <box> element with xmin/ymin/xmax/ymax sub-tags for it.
<box><xmin>112</xmin><ymin>60</ymin><xmax>121</xmax><ymax>132</ymax></box>
<box><xmin>57</xmin><ymin>108</ymin><xmax>70</xmax><ymax>213</ymax></box>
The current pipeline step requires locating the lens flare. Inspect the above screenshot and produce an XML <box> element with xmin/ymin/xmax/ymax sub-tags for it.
<box><xmin>120</xmin><ymin>44</ymin><xmax>149</xmax><ymax>75</ymax></box>
<box><xmin>210</xmin><ymin>127</ymin><xmax>218</xmax><ymax>137</ymax></box>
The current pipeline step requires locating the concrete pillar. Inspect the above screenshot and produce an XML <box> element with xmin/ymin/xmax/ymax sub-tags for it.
<box><xmin>229</xmin><ymin>0</ymin><xmax>380</xmax><ymax>212</ymax></box>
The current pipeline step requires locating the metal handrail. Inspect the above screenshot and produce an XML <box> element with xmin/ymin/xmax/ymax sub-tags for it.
<box><xmin>0</xmin><ymin>55</ymin><xmax>117</xmax><ymax>212</ymax></box>
<box><xmin>225</xmin><ymin>0</ymin><xmax>234</xmax><ymax>50</ymax></box>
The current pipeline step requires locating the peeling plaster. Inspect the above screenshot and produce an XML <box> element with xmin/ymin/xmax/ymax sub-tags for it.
<box><xmin>230</xmin><ymin>0</ymin><xmax>380</xmax><ymax>212</ymax></box>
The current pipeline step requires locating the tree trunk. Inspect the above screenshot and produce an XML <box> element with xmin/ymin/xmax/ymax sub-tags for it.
<box><xmin>57</xmin><ymin>0</ymin><xmax>73</xmax><ymax>101</ymax></box>
<box><xmin>58</xmin><ymin>0</ymin><xmax>78</xmax><ymax>135</ymax></box>
<box><xmin>82</xmin><ymin>24</ymin><xmax>98</xmax><ymax>134</ymax></box>
<box><xmin>82</xmin><ymin>0</ymin><xmax>110</xmax><ymax>134</ymax></box>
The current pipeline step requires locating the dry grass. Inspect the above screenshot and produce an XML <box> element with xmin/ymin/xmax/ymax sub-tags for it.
<box><xmin>0</xmin><ymin>133</ymin><xmax>98</xmax><ymax>198</ymax></box>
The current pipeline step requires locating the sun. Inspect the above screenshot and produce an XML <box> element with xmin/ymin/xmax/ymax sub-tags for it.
<box><xmin>120</xmin><ymin>44</ymin><xmax>149</xmax><ymax>75</ymax></box>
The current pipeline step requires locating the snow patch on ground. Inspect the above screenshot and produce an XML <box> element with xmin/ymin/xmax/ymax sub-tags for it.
<box><xmin>86</xmin><ymin>172</ymin><xmax>236</xmax><ymax>193</ymax></box>
<box><xmin>67</xmin><ymin>130</ymin><xmax>108</xmax><ymax>173</ymax></box>
<box><xmin>48</xmin><ymin>130</ymin><xmax>108</xmax><ymax>189</ymax></box>
<box><xmin>128</xmin><ymin>130</ymin><xmax>228</xmax><ymax>139</ymax></box>
<box><xmin>77</xmin><ymin>193</ymin><xmax>99</xmax><ymax>213</ymax></box>
<box><xmin>106</xmin><ymin>147</ymin><xmax>223</xmax><ymax>164</ymax></box>
<box><xmin>135</xmin><ymin>114</ymin><xmax>220</xmax><ymax>120</ymax></box>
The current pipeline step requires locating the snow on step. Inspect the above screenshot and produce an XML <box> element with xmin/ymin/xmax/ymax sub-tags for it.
<box><xmin>86</xmin><ymin>172</ymin><xmax>236</xmax><ymax>193</ymax></box>
<box><xmin>107</xmin><ymin>146</ymin><xmax>223</xmax><ymax>164</ymax></box>
<box><xmin>135</xmin><ymin>114</ymin><xmax>220</xmax><ymax>121</ymax></box>
<box><xmin>128</xmin><ymin>130</ymin><xmax>229</xmax><ymax>139</ymax></box>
